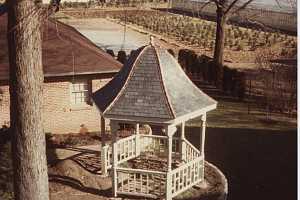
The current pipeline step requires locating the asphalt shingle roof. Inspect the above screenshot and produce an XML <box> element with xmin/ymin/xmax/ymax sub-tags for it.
<box><xmin>92</xmin><ymin>45</ymin><xmax>217</xmax><ymax>123</ymax></box>
<box><xmin>0</xmin><ymin>14</ymin><xmax>122</xmax><ymax>81</ymax></box>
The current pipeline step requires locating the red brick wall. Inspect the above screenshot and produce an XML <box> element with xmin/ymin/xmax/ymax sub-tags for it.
<box><xmin>0</xmin><ymin>77</ymin><xmax>111</xmax><ymax>134</ymax></box>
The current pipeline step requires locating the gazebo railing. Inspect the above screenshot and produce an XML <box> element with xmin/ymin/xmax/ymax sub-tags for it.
<box><xmin>116</xmin><ymin>167</ymin><xmax>167</xmax><ymax>198</ymax></box>
<box><xmin>170</xmin><ymin>156</ymin><xmax>204</xmax><ymax>198</ymax></box>
<box><xmin>101</xmin><ymin>134</ymin><xmax>182</xmax><ymax>175</ymax></box>
<box><xmin>139</xmin><ymin>134</ymin><xmax>180</xmax><ymax>156</ymax></box>
<box><xmin>101</xmin><ymin>145</ymin><xmax>112</xmax><ymax>174</ymax></box>
<box><xmin>101</xmin><ymin>135</ymin><xmax>202</xmax><ymax>175</ymax></box>
<box><xmin>101</xmin><ymin>134</ymin><xmax>137</xmax><ymax>174</ymax></box>
<box><xmin>116</xmin><ymin>134</ymin><xmax>137</xmax><ymax>163</ymax></box>
<box><xmin>182</xmin><ymin>139</ymin><xmax>201</xmax><ymax>163</ymax></box>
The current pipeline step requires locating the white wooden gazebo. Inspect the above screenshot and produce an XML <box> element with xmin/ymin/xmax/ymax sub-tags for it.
<box><xmin>92</xmin><ymin>43</ymin><xmax>217</xmax><ymax>200</ymax></box>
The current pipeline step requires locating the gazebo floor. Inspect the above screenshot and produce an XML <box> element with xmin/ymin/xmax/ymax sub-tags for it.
<box><xmin>123</xmin><ymin>152</ymin><xmax>183</xmax><ymax>172</ymax></box>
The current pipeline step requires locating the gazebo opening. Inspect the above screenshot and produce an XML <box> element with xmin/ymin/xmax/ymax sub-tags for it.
<box><xmin>92</xmin><ymin>43</ymin><xmax>217</xmax><ymax>200</ymax></box>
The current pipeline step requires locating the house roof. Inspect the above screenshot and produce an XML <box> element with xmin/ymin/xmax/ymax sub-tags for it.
<box><xmin>92</xmin><ymin>44</ymin><xmax>217</xmax><ymax>124</ymax></box>
<box><xmin>0</xmin><ymin>13</ymin><xmax>122</xmax><ymax>81</ymax></box>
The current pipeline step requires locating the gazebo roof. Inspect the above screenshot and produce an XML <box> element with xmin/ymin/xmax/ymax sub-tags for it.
<box><xmin>92</xmin><ymin>44</ymin><xmax>217</xmax><ymax>124</ymax></box>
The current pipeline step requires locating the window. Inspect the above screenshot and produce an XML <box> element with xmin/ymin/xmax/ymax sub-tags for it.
<box><xmin>70</xmin><ymin>81</ymin><xmax>91</xmax><ymax>106</ymax></box>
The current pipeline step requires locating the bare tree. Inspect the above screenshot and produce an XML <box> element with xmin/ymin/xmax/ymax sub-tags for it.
<box><xmin>201</xmin><ymin>0</ymin><xmax>255</xmax><ymax>88</ymax></box>
<box><xmin>6</xmin><ymin>0</ymin><xmax>59</xmax><ymax>199</ymax></box>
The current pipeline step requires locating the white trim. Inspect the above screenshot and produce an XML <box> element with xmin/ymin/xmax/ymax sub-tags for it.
<box><xmin>69</xmin><ymin>80</ymin><xmax>90</xmax><ymax>106</ymax></box>
<box><xmin>168</xmin><ymin>103</ymin><xmax>217</xmax><ymax>126</ymax></box>
<box><xmin>116</xmin><ymin>167</ymin><xmax>167</xmax><ymax>175</ymax></box>
<box><xmin>104</xmin><ymin>115</ymin><xmax>173</xmax><ymax>125</ymax></box>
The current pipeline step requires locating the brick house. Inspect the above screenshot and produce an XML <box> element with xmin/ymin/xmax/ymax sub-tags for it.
<box><xmin>0</xmin><ymin>14</ymin><xmax>122</xmax><ymax>134</ymax></box>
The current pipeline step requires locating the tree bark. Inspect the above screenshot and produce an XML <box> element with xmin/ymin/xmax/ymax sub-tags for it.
<box><xmin>213</xmin><ymin>6</ymin><xmax>227</xmax><ymax>88</ymax></box>
<box><xmin>7</xmin><ymin>0</ymin><xmax>49</xmax><ymax>200</ymax></box>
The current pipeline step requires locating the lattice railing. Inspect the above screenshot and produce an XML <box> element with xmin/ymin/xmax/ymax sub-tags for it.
<box><xmin>116</xmin><ymin>134</ymin><xmax>137</xmax><ymax>163</ymax></box>
<box><xmin>101</xmin><ymin>134</ymin><xmax>137</xmax><ymax>174</ymax></box>
<box><xmin>101</xmin><ymin>145</ymin><xmax>112</xmax><ymax>174</ymax></box>
<box><xmin>116</xmin><ymin>167</ymin><xmax>167</xmax><ymax>199</ymax></box>
<box><xmin>139</xmin><ymin>134</ymin><xmax>180</xmax><ymax>156</ymax></box>
<box><xmin>183</xmin><ymin>139</ymin><xmax>201</xmax><ymax>163</ymax></box>
<box><xmin>170</xmin><ymin>156</ymin><xmax>204</xmax><ymax>197</ymax></box>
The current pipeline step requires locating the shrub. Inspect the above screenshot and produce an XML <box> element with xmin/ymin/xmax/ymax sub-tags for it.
<box><xmin>167</xmin><ymin>49</ymin><xmax>175</xmax><ymax>57</ymax></box>
<box><xmin>106</xmin><ymin>49</ymin><xmax>115</xmax><ymax>57</ymax></box>
<box><xmin>178</xmin><ymin>49</ymin><xmax>189</xmax><ymax>71</ymax></box>
<box><xmin>117</xmin><ymin>50</ymin><xmax>127</xmax><ymax>64</ymax></box>
<box><xmin>222</xmin><ymin>66</ymin><xmax>231</xmax><ymax>92</ymax></box>
<box><xmin>236</xmin><ymin>71</ymin><xmax>246</xmax><ymax>100</ymax></box>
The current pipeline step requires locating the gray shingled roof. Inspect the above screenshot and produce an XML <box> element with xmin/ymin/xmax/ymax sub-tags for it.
<box><xmin>92</xmin><ymin>45</ymin><xmax>217</xmax><ymax>123</ymax></box>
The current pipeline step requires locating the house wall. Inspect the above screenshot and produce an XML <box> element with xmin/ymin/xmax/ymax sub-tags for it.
<box><xmin>0</xmin><ymin>77</ymin><xmax>111</xmax><ymax>134</ymax></box>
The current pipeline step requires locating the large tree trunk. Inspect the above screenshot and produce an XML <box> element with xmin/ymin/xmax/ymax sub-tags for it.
<box><xmin>7</xmin><ymin>0</ymin><xmax>49</xmax><ymax>200</ymax></box>
<box><xmin>213</xmin><ymin>6</ymin><xmax>227</xmax><ymax>89</ymax></box>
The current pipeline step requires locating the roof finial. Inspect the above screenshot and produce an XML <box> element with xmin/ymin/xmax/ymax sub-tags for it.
<box><xmin>150</xmin><ymin>35</ymin><xmax>154</xmax><ymax>46</ymax></box>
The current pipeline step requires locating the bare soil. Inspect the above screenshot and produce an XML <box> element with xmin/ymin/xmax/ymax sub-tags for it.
<box><xmin>48</xmin><ymin>147</ymin><xmax>226</xmax><ymax>200</ymax></box>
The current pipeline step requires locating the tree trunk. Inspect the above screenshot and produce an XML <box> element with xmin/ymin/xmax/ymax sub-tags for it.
<box><xmin>213</xmin><ymin>6</ymin><xmax>227</xmax><ymax>89</ymax></box>
<box><xmin>7</xmin><ymin>0</ymin><xmax>49</xmax><ymax>200</ymax></box>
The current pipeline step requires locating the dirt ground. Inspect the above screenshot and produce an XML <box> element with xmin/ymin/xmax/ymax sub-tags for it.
<box><xmin>47</xmin><ymin>146</ymin><xmax>226</xmax><ymax>200</ymax></box>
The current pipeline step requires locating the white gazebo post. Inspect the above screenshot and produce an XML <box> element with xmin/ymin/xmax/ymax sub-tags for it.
<box><xmin>111</xmin><ymin>120</ymin><xmax>119</xmax><ymax>197</ymax></box>
<box><xmin>135</xmin><ymin>123</ymin><xmax>140</xmax><ymax>156</ymax></box>
<box><xmin>100</xmin><ymin>117</ymin><xmax>106</xmax><ymax>147</ymax></box>
<box><xmin>100</xmin><ymin>116</ymin><xmax>107</xmax><ymax>176</ymax></box>
<box><xmin>200</xmin><ymin>114</ymin><xmax>206</xmax><ymax>156</ymax></box>
<box><xmin>180</xmin><ymin>121</ymin><xmax>186</xmax><ymax>162</ymax></box>
<box><xmin>166</xmin><ymin>125</ymin><xmax>177</xmax><ymax>200</ymax></box>
<box><xmin>200</xmin><ymin>114</ymin><xmax>207</xmax><ymax>180</ymax></box>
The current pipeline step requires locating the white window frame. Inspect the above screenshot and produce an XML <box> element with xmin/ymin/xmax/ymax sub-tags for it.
<box><xmin>70</xmin><ymin>80</ymin><xmax>90</xmax><ymax>106</ymax></box>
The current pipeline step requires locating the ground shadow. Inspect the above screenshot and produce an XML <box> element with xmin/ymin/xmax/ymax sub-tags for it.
<box><xmin>48</xmin><ymin>174</ymin><xmax>111</xmax><ymax>197</ymax></box>
<box><xmin>47</xmin><ymin>145</ymin><xmax>102</xmax><ymax>174</ymax></box>
<box><xmin>185</xmin><ymin>126</ymin><xmax>297</xmax><ymax>200</ymax></box>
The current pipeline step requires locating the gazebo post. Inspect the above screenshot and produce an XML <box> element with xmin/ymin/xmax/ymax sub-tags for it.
<box><xmin>111</xmin><ymin>120</ymin><xmax>119</xmax><ymax>197</ymax></box>
<box><xmin>100</xmin><ymin>117</ymin><xmax>108</xmax><ymax>176</ymax></box>
<box><xmin>180</xmin><ymin>121</ymin><xmax>186</xmax><ymax>162</ymax></box>
<box><xmin>200</xmin><ymin>114</ymin><xmax>206</xmax><ymax>156</ymax></box>
<box><xmin>135</xmin><ymin>123</ymin><xmax>140</xmax><ymax>156</ymax></box>
<box><xmin>166</xmin><ymin>125</ymin><xmax>177</xmax><ymax>200</ymax></box>
<box><xmin>100</xmin><ymin>117</ymin><xmax>106</xmax><ymax>147</ymax></box>
<box><xmin>200</xmin><ymin>114</ymin><xmax>207</xmax><ymax>180</ymax></box>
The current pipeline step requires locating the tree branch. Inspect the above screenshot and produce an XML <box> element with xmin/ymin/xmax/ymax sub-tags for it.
<box><xmin>224</xmin><ymin>0</ymin><xmax>239</xmax><ymax>14</ymax></box>
<box><xmin>231</xmin><ymin>0</ymin><xmax>254</xmax><ymax>16</ymax></box>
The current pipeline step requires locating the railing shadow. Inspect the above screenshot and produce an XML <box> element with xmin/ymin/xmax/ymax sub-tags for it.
<box><xmin>49</xmin><ymin>174</ymin><xmax>111</xmax><ymax>197</ymax></box>
<box><xmin>47</xmin><ymin>145</ymin><xmax>102</xmax><ymax>174</ymax></box>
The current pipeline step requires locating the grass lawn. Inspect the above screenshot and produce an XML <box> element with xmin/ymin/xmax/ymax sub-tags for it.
<box><xmin>184</xmin><ymin>98</ymin><xmax>297</xmax><ymax>200</ymax></box>
<box><xmin>188</xmin><ymin>99</ymin><xmax>296</xmax><ymax>131</ymax></box>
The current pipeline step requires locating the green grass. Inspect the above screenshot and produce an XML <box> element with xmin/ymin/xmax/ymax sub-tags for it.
<box><xmin>187</xmin><ymin>100</ymin><xmax>296</xmax><ymax>131</ymax></box>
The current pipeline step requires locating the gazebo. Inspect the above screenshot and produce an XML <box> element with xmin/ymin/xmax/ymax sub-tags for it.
<box><xmin>92</xmin><ymin>43</ymin><xmax>217</xmax><ymax>200</ymax></box>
